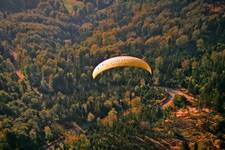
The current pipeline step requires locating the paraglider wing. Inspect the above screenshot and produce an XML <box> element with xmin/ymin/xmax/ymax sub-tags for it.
<box><xmin>92</xmin><ymin>56</ymin><xmax>152</xmax><ymax>79</ymax></box>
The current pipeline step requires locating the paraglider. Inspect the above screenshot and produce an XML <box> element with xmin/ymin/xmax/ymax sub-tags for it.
<box><xmin>92</xmin><ymin>56</ymin><xmax>152</xmax><ymax>79</ymax></box>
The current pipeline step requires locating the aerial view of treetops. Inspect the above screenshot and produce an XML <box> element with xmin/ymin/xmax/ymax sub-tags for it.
<box><xmin>0</xmin><ymin>0</ymin><xmax>224</xmax><ymax>149</ymax></box>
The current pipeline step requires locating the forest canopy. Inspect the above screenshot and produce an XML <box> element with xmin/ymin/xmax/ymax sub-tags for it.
<box><xmin>0</xmin><ymin>0</ymin><xmax>224</xmax><ymax>149</ymax></box>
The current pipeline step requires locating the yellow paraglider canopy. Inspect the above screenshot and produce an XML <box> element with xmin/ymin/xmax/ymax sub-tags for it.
<box><xmin>92</xmin><ymin>56</ymin><xmax>152</xmax><ymax>79</ymax></box>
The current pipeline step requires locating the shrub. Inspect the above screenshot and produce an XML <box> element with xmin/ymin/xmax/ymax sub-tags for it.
<box><xmin>174</xmin><ymin>95</ymin><xmax>188</xmax><ymax>108</ymax></box>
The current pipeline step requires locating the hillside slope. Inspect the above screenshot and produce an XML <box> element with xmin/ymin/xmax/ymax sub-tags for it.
<box><xmin>0</xmin><ymin>0</ymin><xmax>39</xmax><ymax>13</ymax></box>
<box><xmin>0</xmin><ymin>0</ymin><xmax>224</xmax><ymax>149</ymax></box>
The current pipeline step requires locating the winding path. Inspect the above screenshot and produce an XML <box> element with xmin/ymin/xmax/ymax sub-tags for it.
<box><xmin>160</xmin><ymin>87</ymin><xmax>196</xmax><ymax>108</ymax></box>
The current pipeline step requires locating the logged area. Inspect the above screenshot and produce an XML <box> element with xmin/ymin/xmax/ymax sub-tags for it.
<box><xmin>0</xmin><ymin>0</ymin><xmax>224</xmax><ymax>149</ymax></box>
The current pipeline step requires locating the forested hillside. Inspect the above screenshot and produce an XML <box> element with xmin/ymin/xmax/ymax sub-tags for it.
<box><xmin>0</xmin><ymin>0</ymin><xmax>39</xmax><ymax>13</ymax></box>
<box><xmin>0</xmin><ymin>0</ymin><xmax>224</xmax><ymax>149</ymax></box>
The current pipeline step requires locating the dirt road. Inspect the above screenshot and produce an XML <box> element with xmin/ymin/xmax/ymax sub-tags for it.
<box><xmin>161</xmin><ymin>87</ymin><xmax>196</xmax><ymax>108</ymax></box>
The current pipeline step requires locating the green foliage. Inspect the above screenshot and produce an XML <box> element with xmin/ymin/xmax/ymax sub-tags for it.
<box><xmin>215</xmin><ymin>119</ymin><xmax>225</xmax><ymax>138</ymax></box>
<box><xmin>0</xmin><ymin>0</ymin><xmax>224</xmax><ymax>149</ymax></box>
<box><xmin>174</xmin><ymin>95</ymin><xmax>188</xmax><ymax>108</ymax></box>
<box><xmin>87</xmin><ymin>106</ymin><xmax>165</xmax><ymax>150</ymax></box>
<box><xmin>176</xmin><ymin>35</ymin><xmax>189</xmax><ymax>47</ymax></box>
